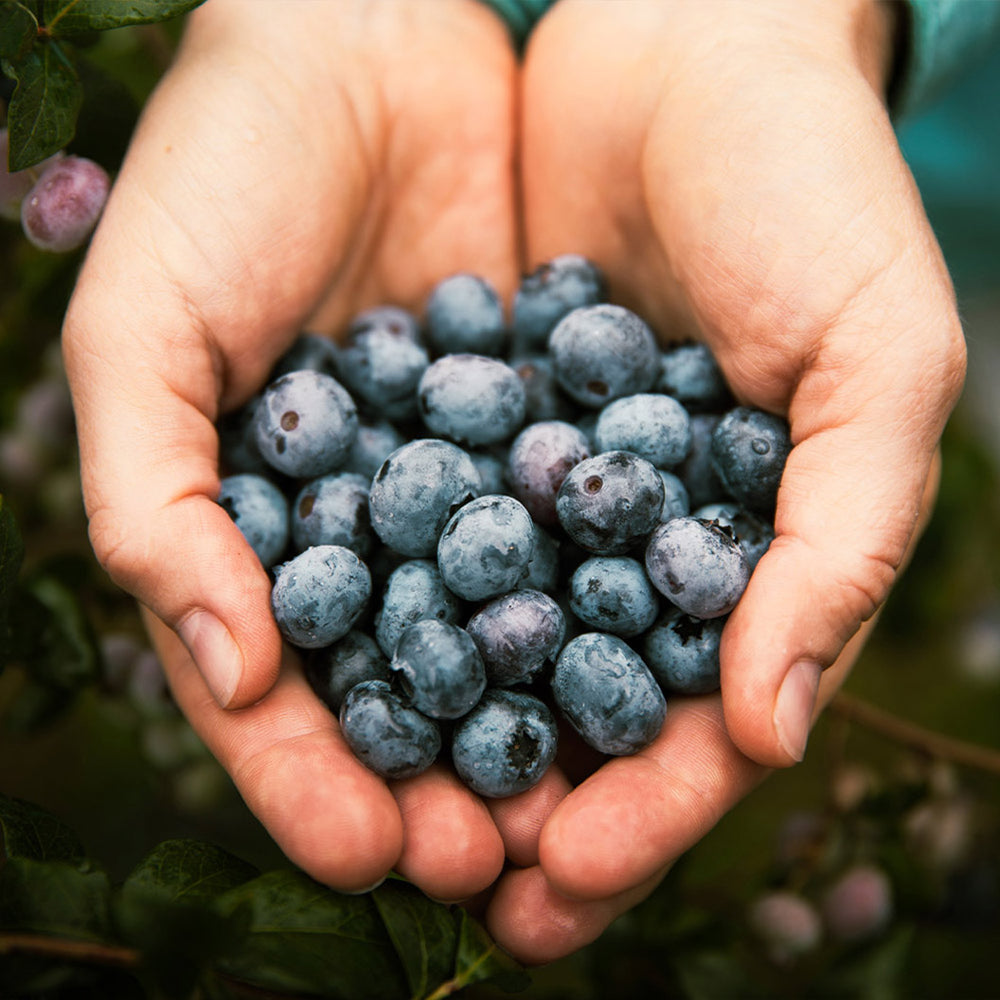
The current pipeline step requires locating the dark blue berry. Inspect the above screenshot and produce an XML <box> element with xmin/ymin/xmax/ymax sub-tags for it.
<box><xmin>643</xmin><ymin>608</ymin><xmax>724</xmax><ymax>695</ymax></box>
<box><xmin>512</xmin><ymin>254</ymin><xmax>604</xmax><ymax>349</ymax></box>
<box><xmin>305</xmin><ymin>630</ymin><xmax>390</xmax><ymax>712</ymax></box>
<box><xmin>677</xmin><ymin>413</ymin><xmax>730</xmax><ymax>509</ymax></box>
<box><xmin>425</xmin><ymin>273</ymin><xmax>506</xmax><ymax>356</ymax></box>
<box><xmin>507</xmin><ymin>420</ymin><xmax>591</xmax><ymax>527</ymax></box>
<box><xmin>594</xmin><ymin>392</ymin><xmax>692</xmax><ymax>469</ymax></box>
<box><xmin>552</xmin><ymin>632</ymin><xmax>666</xmax><ymax>755</ymax></box>
<box><xmin>271</xmin><ymin>544</ymin><xmax>371</xmax><ymax>649</ymax></box>
<box><xmin>568</xmin><ymin>556</ymin><xmax>659</xmax><ymax>637</ymax></box>
<box><xmin>657</xmin><ymin>470</ymin><xmax>691</xmax><ymax>522</ymax></box>
<box><xmin>452</xmin><ymin>689</ymin><xmax>558</xmax><ymax>797</ymax></box>
<box><xmin>342</xmin><ymin>418</ymin><xmax>406</xmax><ymax>481</ymax></box>
<box><xmin>710</xmin><ymin>406</ymin><xmax>791</xmax><ymax>517</ymax></box>
<box><xmin>368</xmin><ymin>439</ymin><xmax>480</xmax><ymax>557</ymax></box>
<box><xmin>268</xmin><ymin>333</ymin><xmax>340</xmax><ymax>381</ymax></box>
<box><xmin>391</xmin><ymin>619</ymin><xmax>486</xmax><ymax>719</ymax></box>
<box><xmin>437</xmin><ymin>495</ymin><xmax>535</xmax><ymax>601</ymax></box>
<box><xmin>340</xmin><ymin>680</ymin><xmax>441</xmax><ymax>779</ymax></box>
<box><xmin>555</xmin><ymin>450</ymin><xmax>665</xmax><ymax>555</ymax></box>
<box><xmin>254</xmin><ymin>370</ymin><xmax>358</xmax><ymax>478</ymax></box>
<box><xmin>418</xmin><ymin>354</ymin><xmax>526</xmax><ymax>446</ymax></box>
<box><xmin>548</xmin><ymin>304</ymin><xmax>659</xmax><ymax>408</ymax></box>
<box><xmin>644</xmin><ymin>516</ymin><xmax>750</xmax><ymax>619</ymax></box>
<box><xmin>291</xmin><ymin>472</ymin><xmax>372</xmax><ymax>557</ymax></box>
<box><xmin>657</xmin><ymin>341</ymin><xmax>732</xmax><ymax>413</ymax></box>
<box><xmin>374</xmin><ymin>559</ymin><xmax>462</xmax><ymax>657</ymax></box>
<box><xmin>465</xmin><ymin>589</ymin><xmax>565</xmax><ymax>686</ymax></box>
<box><xmin>217</xmin><ymin>473</ymin><xmax>289</xmax><ymax>566</ymax></box>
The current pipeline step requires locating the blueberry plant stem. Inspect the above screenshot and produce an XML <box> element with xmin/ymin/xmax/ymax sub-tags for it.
<box><xmin>0</xmin><ymin>931</ymin><xmax>138</xmax><ymax>968</ymax></box>
<box><xmin>829</xmin><ymin>691</ymin><xmax>1000</xmax><ymax>777</ymax></box>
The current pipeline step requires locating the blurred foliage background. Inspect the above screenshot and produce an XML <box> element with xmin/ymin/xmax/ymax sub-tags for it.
<box><xmin>1</xmin><ymin>14</ymin><xmax>999</xmax><ymax>1000</ymax></box>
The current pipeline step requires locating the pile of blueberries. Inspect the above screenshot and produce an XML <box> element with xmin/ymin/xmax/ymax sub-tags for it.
<box><xmin>216</xmin><ymin>256</ymin><xmax>791</xmax><ymax>798</ymax></box>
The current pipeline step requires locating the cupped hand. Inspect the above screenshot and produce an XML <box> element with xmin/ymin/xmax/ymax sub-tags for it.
<box><xmin>62</xmin><ymin>0</ymin><xmax>525</xmax><ymax>900</ymax></box>
<box><xmin>487</xmin><ymin>0</ymin><xmax>966</xmax><ymax>961</ymax></box>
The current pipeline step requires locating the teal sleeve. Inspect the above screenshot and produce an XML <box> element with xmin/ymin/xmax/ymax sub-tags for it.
<box><xmin>894</xmin><ymin>0</ymin><xmax>1000</xmax><ymax>118</ymax></box>
<box><xmin>475</xmin><ymin>0</ymin><xmax>555</xmax><ymax>46</ymax></box>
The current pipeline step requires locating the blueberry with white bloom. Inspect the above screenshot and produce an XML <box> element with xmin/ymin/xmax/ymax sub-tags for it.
<box><xmin>374</xmin><ymin>559</ymin><xmax>462</xmax><ymax>657</ymax></box>
<box><xmin>437</xmin><ymin>495</ymin><xmax>535</xmax><ymax>601</ymax></box>
<box><xmin>657</xmin><ymin>341</ymin><xmax>732</xmax><ymax>413</ymax></box>
<box><xmin>548</xmin><ymin>304</ymin><xmax>659</xmax><ymax>408</ymax></box>
<box><xmin>418</xmin><ymin>354</ymin><xmax>526</xmax><ymax>447</ymax></box>
<box><xmin>513</xmin><ymin>254</ymin><xmax>604</xmax><ymax>349</ymax></box>
<box><xmin>217</xmin><ymin>473</ymin><xmax>289</xmax><ymax>567</ymax></box>
<box><xmin>569</xmin><ymin>556</ymin><xmax>659</xmax><ymax>638</ymax></box>
<box><xmin>340</xmin><ymin>680</ymin><xmax>441</xmax><ymax>779</ymax></box>
<box><xmin>552</xmin><ymin>632</ymin><xmax>666</xmax><ymax>755</ymax></box>
<box><xmin>292</xmin><ymin>472</ymin><xmax>372</xmax><ymax>556</ymax></box>
<box><xmin>465</xmin><ymin>589</ymin><xmax>565</xmax><ymax>686</ymax></box>
<box><xmin>452</xmin><ymin>689</ymin><xmax>558</xmax><ymax>797</ymax></box>
<box><xmin>425</xmin><ymin>273</ymin><xmax>506</xmax><ymax>356</ymax></box>
<box><xmin>391</xmin><ymin>619</ymin><xmax>486</xmax><ymax>719</ymax></box>
<box><xmin>644</xmin><ymin>516</ymin><xmax>750</xmax><ymax>619</ymax></box>
<box><xmin>644</xmin><ymin>607</ymin><xmax>725</xmax><ymax>695</ymax></box>
<box><xmin>305</xmin><ymin>630</ymin><xmax>391</xmax><ymax>712</ymax></box>
<box><xmin>711</xmin><ymin>406</ymin><xmax>791</xmax><ymax>516</ymax></box>
<box><xmin>254</xmin><ymin>370</ymin><xmax>358</xmax><ymax>478</ymax></box>
<box><xmin>556</xmin><ymin>450</ymin><xmax>664</xmax><ymax>555</ymax></box>
<box><xmin>368</xmin><ymin>438</ymin><xmax>480</xmax><ymax>557</ymax></box>
<box><xmin>657</xmin><ymin>469</ymin><xmax>690</xmax><ymax>522</ymax></box>
<box><xmin>594</xmin><ymin>392</ymin><xmax>692</xmax><ymax>469</ymax></box>
<box><xmin>271</xmin><ymin>544</ymin><xmax>371</xmax><ymax>649</ymax></box>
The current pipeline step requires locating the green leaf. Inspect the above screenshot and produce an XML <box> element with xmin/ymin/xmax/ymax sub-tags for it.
<box><xmin>3</xmin><ymin>40</ymin><xmax>82</xmax><ymax>170</ymax></box>
<box><xmin>0</xmin><ymin>2</ymin><xmax>38</xmax><ymax>62</ymax></box>
<box><xmin>372</xmin><ymin>879</ymin><xmax>458</xmax><ymax>999</ymax></box>
<box><xmin>43</xmin><ymin>0</ymin><xmax>206</xmax><ymax>36</ymax></box>
<box><xmin>217</xmin><ymin>870</ymin><xmax>410</xmax><ymax>999</ymax></box>
<box><xmin>442</xmin><ymin>909</ymin><xmax>529</xmax><ymax>997</ymax></box>
<box><xmin>124</xmin><ymin>839</ymin><xmax>260</xmax><ymax>903</ymax></box>
<box><xmin>0</xmin><ymin>792</ymin><xmax>84</xmax><ymax>863</ymax></box>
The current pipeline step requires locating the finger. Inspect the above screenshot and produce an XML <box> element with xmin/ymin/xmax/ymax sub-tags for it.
<box><xmin>486</xmin><ymin>864</ymin><xmax>666</xmax><ymax>967</ymax></box>
<box><xmin>390</xmin><ymin>765</ymin><xmax>506</xmax><ymax>902</ymax></box>
<box><xmin>485</xmin><ymin>765</ymin><xmax>573</xmax><ymax>868</ymax></box>
<box><xmin>62</xmin><ymin>7</ymin><xmax>373</xmax><ymax>708</ymax></box>
<box><xmin>145</xmin><ymin>612</ymin><xmax>404</xmax><ymax>891</ymax></box>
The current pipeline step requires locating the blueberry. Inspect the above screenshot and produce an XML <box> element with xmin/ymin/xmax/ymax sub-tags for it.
<box><xmin>217</xmin><ymin>473</ymin><xmax>289</xmax><ymax>566</ymax></box>
<box><xmin>465</xmin><ymin>589</ymin><xmax>566</xmax><ymax>686</ymax></box>
<box><xmin>21</xmin><ymin>155</ymin><xmax>109</xmax><ymax>253</ymax></box>
<box><xmin>254</xmin><ymin>370</ymin><xmax>358</xmax><ymax>478</ymax></box>
<box><xmin>568</xmin><ymin>556</ymin><xmax>659</xmax><ymax>638</ymax></box>
<box><xmin>340</xmin><ymin>680</ymin><xmax>441</xmax><ymax>779</ymax></box>
<box><xmin>304</xmin><ymin>630</ymin><xmax>391</xmax><ymax>712</ymax></box>
<box><xmin>657</xmin><ymin>470</ymin><xmax>691</xmax><ymax>522</ymax></box>
<box><xmin>694</xmin><ymin>502</ymin><xmax>775</xmax><ymax>570</ymax></box>
<box><xmin>521</xmin><ymin>523</ymin><xmax>560</xmax><ymax>593</ymax></box>
<box><xmin>337</xmin><ymin>320</ymin><xmax>429</xmax><ymax>422</ymax></box>
<box><xmin>347</xmin><ymin>304</ymin><xmax>421</xmax><ymax>344</ymax></box>
<box><xmin>271</xmin><ymin>544</ymin><xmax>371</xmax><ymax>649</ymax></box>
<box><xmin>452</xmin><ymin>689</ymin><xmax>558</xmax><ymax>797</ymax></box>
<box><xmin>594</xmin><ymin>392</ymin><xmax>692</xmax><ymax>469</ymax></box>
<box><xmin>644</xmin><ymin>516</ymin><xmax>750</xmax><ymax>619</ymax></box>
<box><xmin>551</xmin><ymin>632</ymin><xmax>666</xmax><ymax>755</ymax></box>
<box><xmin>437</xmin><ymin>495</ymin><xmax>535</xmax><ymax>602</ymax></box>
<box><xmin>512</xmin><ymin>254</ymin><xmax>605</xmax><ymax>349</ymax></box>
<box><xmin>509</xmin><ymin>354</ymin><xmax>579</xmax><ymax>423</ymax></box>
<box><xmin>374</xmin><ymin>559</ymin><xmax>462</xmax><ymax>657</ymax></box>
<box><xmin>710</xmin><ymin>406</ymin><xmax>791</xmax><ymax>517</ymax></box>
<box><xmin>657</xmin><ymin>341</ymin><xmax>732</xmax><ymax>413</ymax></box>
<box><xmin>548</xmin><ymin>304</ymin><xmax>659</xmax><ymax>408</ymax></box>
<box><xmin>342</xmin><ymin>418</ymin><xmax>406</xmax><ymax>481</ymax></box>
<box><xmin>676</xmin><ymin>413</ymin><xmax>730</xmax><ymax>509</ymax></box>
<box><xmin>417</xmin><ymin>354</ymin><xmax>526</xmax><ymax>447</ymax></box>
<box><xmin>469</xmin><ymin>449</ymin><xmax>508</xmax><ymax>496</ymax></box>
<box><xmin>368</xmin><ymin>439</ymin><xmax>480</xmax><ymax>557</ymax></box>
<box><xmin>391</xmin><ymin>619</ymin><xmax>486</xmax><ymax>719</ymax></box>
<box><xmin>643</xmin><ymin>607</ymin><xmax>724</xmax><ymax>694</ymax></box>
<box><xmin>268</xmin><ymin>333</ymin><xmax>340</xmax><ymax>381</ymax></box>
<box><xmin>425</xmin><ymin>273</ymin><xmax>506</xmax><ymax>356</ymax></box>
<box><xmin>555</xmin><ymin>450</ymin><xmax>665</xmax><ymax>555</ymax></box>
<box><xmin>291</xmin><ymin>472</ymin><xmax>372</xmax><ymax>557</ymax></box>
<box><xmin>507</xmin><ymin>420</ymin><xmax>591</xmax><ymax>527</ymax></box>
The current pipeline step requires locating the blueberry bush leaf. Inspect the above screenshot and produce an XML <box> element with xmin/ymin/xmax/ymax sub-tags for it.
<box><xmin>2</xmin><ymin>40</ymin><xmax>82</xmax><ymax>170</ymax></box>
<box><xmin>372</xmin><ymin>877</ymin><xmax>458</xmax><ymax>999</ymax></box>
<box><xmin>446</xmin><ymin>908</ymin><xmax>531</xmax><ymax>996</ymax></box>
<box><xmin>216</xmin><ymin>870</ymin><xmax>410</xmax><ymax>999</ymax></box>
<box><xmin>0</xmin><ymin>2</ymin><xmax>37</xmax><ymax>61</ymax></box>
<box><xmin>43</xmin><ymin>0</ymin><xmax>207</xmax><ymax>36</ymax></box>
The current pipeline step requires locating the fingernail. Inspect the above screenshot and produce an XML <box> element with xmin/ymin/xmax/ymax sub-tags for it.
<box><xmin>773</xmin><ymin>660</ymin><xmax>822</xmax><ymax>762</ymax></box>
<box><xmin>342</xmin><ymin>876</ymin><xmax>386</xmax><ymax>896</ymax></box>
<box><xmin>178</xmin><ymin>610</ymin><xmax>242</xmax><ymax>708</ymax></box>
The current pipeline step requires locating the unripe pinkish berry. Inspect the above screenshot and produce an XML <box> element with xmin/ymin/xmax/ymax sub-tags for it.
<box><xmin>21</xmin><ymin>155</ymin><xmax>110</xmax><ymax>252</ymax></box>
<box><xmin>822</xmin><ymin>864</ymin><xmax>893</xmax><ymax>942</ymax></box>
<box><xmin>748</xmin><ymin>891</ymin><xmax>823</xmax><ymax>963</ymax></box>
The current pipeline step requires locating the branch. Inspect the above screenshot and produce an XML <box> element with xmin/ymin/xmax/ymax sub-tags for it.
<box><xmin>0</xmin><ymin>931</ymin><xmax>138</xmax><ymax>967</ymax></box>
<box><xmin>829</xmin><ymin>691</ymin><xmax>1000</xmax><ymax>777</ymax></box>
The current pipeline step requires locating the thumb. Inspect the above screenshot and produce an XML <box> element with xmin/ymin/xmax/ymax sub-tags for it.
<box><xmin>720</xmin><ymin>285</ymin><xmax>965</xmax><ymax>766</ymax></box>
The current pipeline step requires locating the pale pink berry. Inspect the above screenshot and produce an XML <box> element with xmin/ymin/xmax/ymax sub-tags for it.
<box><xmin>21</xmin><ymin>155</ymin><xmax>110</xmax><ymax>252</ymax></box>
